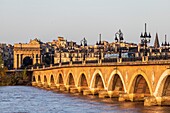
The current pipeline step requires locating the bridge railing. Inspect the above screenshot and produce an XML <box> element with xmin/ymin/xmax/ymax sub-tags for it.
<box><xmin>86</xmin><ymin>60</ymin><xmax>98</xmax><ymax>64</ymax></box>
<box><xmin>31</xmin><ymin>55</ymin><xmax>170</xmax><ymax>70</ymax></box>
<box><xmin>72</xmin><ymin>61</ymin><xmax>82</xmax><ymax>65</ymax></box>
<box><xmin>102</xmin><ymin>58</ymin><xmax>117</xmax><ymax>63</ymax></box>
<box><xmin>52</xmin><ymin>63</ymin><xmax>59</xmax><ymax>67</ymax></box>
<box><xmin>148</xmin><ymin>55</ymin><xmax>170</xmax><ymax>61</ymax></box>
<box><xmin>61</xmin><ymin>62</ymin><xmax>69</xmax><ymax>66</ymax></box>
<box><xmin>122</xmin><ymin>57</ymin><xmax>142</xmax><ymax>62</ymax></box>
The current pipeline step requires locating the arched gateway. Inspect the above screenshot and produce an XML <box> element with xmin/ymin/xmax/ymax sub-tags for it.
<box><xmin>14</xmin><ymin>38</ymin><xmax>42</xmax><ymax>69</ymax></box>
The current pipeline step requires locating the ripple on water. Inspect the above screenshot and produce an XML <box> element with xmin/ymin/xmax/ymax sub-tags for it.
<box><xmin>0</xmin><ymin>86</ymin><xmax>170</xmax><ymax>113</ymax></box>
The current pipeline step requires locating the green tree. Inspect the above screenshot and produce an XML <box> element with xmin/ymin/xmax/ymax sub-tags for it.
<box><xmin>0</xmin><ymin>54</ymin><xmax>5</xmax><ymax>77</ymax></box>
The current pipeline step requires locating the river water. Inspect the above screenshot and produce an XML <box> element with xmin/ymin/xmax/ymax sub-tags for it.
<box><xmin>0</xmin><ymin>86</ymin><xmax>170</xmax><ymax>113</ymax></box>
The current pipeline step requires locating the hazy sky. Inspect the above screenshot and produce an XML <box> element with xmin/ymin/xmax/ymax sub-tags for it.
<box><xmin>0</xmin><ymin>0</ymin><xmax>170</xmax><ymax>45</ymax></box>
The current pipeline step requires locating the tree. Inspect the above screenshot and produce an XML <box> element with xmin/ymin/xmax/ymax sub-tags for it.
<box><xmin>0</xmin><ymin>54</ymin><xmax>6</xmax><ymax>77</ymax></box>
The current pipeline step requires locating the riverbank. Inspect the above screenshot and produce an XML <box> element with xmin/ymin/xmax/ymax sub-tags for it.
<box><xmin>0</xmin><ymin>70</ymin><xmax>31</xmax><ymax>86</ymax></box>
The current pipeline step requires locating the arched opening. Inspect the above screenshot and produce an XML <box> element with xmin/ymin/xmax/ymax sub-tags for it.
<box><xmin>22</xmin><ymin>56</ymin><xmax>33</xmax><ymax>68</ymax></box>
<box><xmin>32</xmin><ymin>76</ymin><xmax>36</xmax><ymax>82</ymax></box>
<box><xmin>79</xmin><ymin>74</ymin><xmax>88</xmax><ymax>87</ymax></box>
<box><xmin>38</xmin><ymin>75</ymin><xmax>41</xmax><ymax>82</ymax></box>
<box><xmin>162</xmin><ymin>75</ymin><xmax>170</xmax><ymax>96</ymax></box>
<box><xmin>108</xmin><ymin>74</ymin><xmax>124</xmax><ymax>91</ymax></box>
<box><xmin>94</xmin><ymin>74</ymin><xmax>104</xmax><ymax>89</ymax></box>
<box><xmin>68</xmin><ymin>73</ymin><xmax>75</xmax><ymax>86</ymax></box>
<box><xmin>133</xmin><ymin>75</ymin><xmax>150</xmax><ymax>94</ymax></box>
<box><xmin>50</xmin><ymin>75</ymin><xmax>54</xmax><ymax>83</ymax></box>
<box><xmin>58</xmin><ymin>74</ymin><xmax>63</xmax><ymax>84</ymax></box>
<box><xmin>44</xmin><ymin>75</ymin><xmax>47</xmax><ymax>83</ymax></box>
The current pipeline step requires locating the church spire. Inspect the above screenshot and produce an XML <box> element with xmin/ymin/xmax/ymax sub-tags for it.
<box><xmin>154</xmin><ymin>33</ymin><xmax>160</xmax><ymax>48</ymax></box>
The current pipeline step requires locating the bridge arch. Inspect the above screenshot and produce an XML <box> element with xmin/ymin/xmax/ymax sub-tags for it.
<box><xmin>50</xmin><ymin>74</ymin><xmax>55</xmax><ymax>84</ymax></box>
<box><xmin>37</xmin><ymin>75</ymin><xmax>41</xmax><ymax>83</ymax></box>
<box><xmin>57</xmin><ymin>73</ymin><xmax>64</xmax><ymax>85</ymax></box>
<box><xmin>90</xmin><ymin>70</ymin><xmax>106</xmax><ymax>90</ymax></box>
<box><xmin>128</xmin><ymin>70</ymin><xmax>152</xmax><ymax>95</ymax></box>
<box><xmin>44</xmin><ymin>75</ymin><xmax>47</xmax><ymax>83</ymax></box>
<box><xmin>77</xmin><ymin>73</ymin><xmax>88</xmax><ymax>87</ymax></box>
<box><xmin>154</xmin><ymin>69</ymin><xmax>170</xmax><ymax>97</ymax></box>
<box><xmin>107</xmin><ymin>70</ymin><xmax>126</xmax><ymax>92</ymax></box>
<box><xmin>32</xmin><ymin>75</ymin><xmax>36</xmax><ymax>82</ymax></box>
<box><xmin>66</xmin><ymin>73</ymin><xmax>75</xmax><ymax>86</ymax></box>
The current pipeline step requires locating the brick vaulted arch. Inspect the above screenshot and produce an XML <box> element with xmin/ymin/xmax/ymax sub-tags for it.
<box><xmin>50</xmin><ymin>74</ymin><xmax>55</xmax><ymax>84</ymax></box>
<box><xmin>66</xmin><ymin>73</ymin><xmax>75</xmax><ymax>86</ymax></box>
<box><xmin>128</xmin><ymin>70</ymin><xmax>153</xmax><ymax>95</ymax></box>
<box><xmin>77</xmin><ymin>73</ymin><xmax>89</xmax><ymax>87</ymax></box>
<box><xmin>154</xmin><ymin>69</ymin><xmax>170</xmax><ymax>97</ymax></box>
<box><xmin>107</xmin><ymin>70</ymin><xmax>126</xmax><ymax>93</ymax></box>
<box><xmin>90</xmin><ymin>70</ymin><xmax>106</xmax><ymax>90</ymax></box>
<box><xmin>57</xmin><ymin>73</ymin><xmax>64</xmax><ymax>85</ymax></box>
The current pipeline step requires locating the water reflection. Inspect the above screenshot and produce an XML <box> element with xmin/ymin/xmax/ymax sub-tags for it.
<box><xmin>0</xmin><ymin>86</ymin><xmax>169</xmax><ymax>113</ymax></box>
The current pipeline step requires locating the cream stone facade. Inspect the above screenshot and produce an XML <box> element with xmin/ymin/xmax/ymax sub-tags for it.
<box><xmin>13</xmin><ymin>39</ymin><xmax>41</xmax><ymax>69</ymax></box>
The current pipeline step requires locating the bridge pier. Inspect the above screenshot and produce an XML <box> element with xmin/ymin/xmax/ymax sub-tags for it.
<box><xmin>50</xmin><ymin>83</ymin><xmax>57</xmax><ymax>90</ymax></box>
<box><xmin>83</xmin><ymin>89</ymin><xmax>92</xmax><ymax>95</ymax></box>
<box><xmin>70</xmin><ymin>87</ymin><xmax>79</xmax><ymax>93</ymax></box>
<box><xmin>144</xmin><ymin>96</ymin><xmax>170</xmax><ymax>106</ymax></box>
<box><xmin>59</xmin><ymin>85</ymin><xmax>66</xmax><ymax>92</ymax></box>
<box><xmin>77</xmin><ymin>87</ymin><xmax>89</xmax><ymax>93</ymax></box>
<box><xmin>90</xmin><ymin>88</ymin><xmax>100</xmax><ymax>95</ymax></box>
<box><xmin>98</xmin><ymin>90</ymin><xmax>109</xmax><ymax>98</ymax></box>
<box><xmin>118</xmin><ymin>93</ymin><xmax>148</xmax><ymax>102</ymax></box>
<box><xmin>37</xmin><ymin>82</ymin><xmax>43</xmax><ymax>87</ymax></box>
<box><xmin>43</xmin><ymin>82</ymin><xmax>50</xmax><ymax>90</ymax></box>
<box><xmin>108</xmin><ymin>91</ymin><xmax>124</xmax><ymax>98</ymax></box>
<box><xmin>65</xmin><ymin>85</ymin><xmax>75</xmax><ymax>92</ymax></box>
<box><xmin>32</xmin><ymin>82</ymin><xmax>37</xmax><ymax>86</ymax></box>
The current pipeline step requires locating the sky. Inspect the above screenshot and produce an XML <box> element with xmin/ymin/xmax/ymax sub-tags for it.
<box><xmin>0</xmin><ymin>0</ymin><xmax>170</xmax><ymax>45</ymax></box>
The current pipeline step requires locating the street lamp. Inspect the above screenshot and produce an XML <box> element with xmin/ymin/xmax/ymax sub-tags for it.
<box><xmin>68</xmin><ymin>41</ymin><xmax>74</xmax><ymax>62</ymax></box>
<box><xmin>96</xmin><ymin>34</ymin><xmax>104</xmax><ymax>60</ymax></box>
<box><xmin>115</xmin><ymin>29</ymin><xmax>124</xmax><ymax>58</ymax></box>
<box><xmin>161</xmin><ymin>35</ymin><xmax>169</xmax><ymax>58</ymax></box>
<box><xmin>140</xmin><ymin>23</ymin><xmax>151</xmax><ymax>56</ymax></box>
<box><xmin>59</xmin><ymin>46</ymin><xmax>62</xmax><ymax>63</ymax></box>
<box><xmin>81</xmin><ymin>37</ymin><xmax>87</xmax><ymax>61</ymax></box>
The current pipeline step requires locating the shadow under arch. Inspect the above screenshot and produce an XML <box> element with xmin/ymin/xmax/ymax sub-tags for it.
<box><xmin>22</xmin><ymin>56</ymin><xmax>33</xmax><ymax>68</ymax></box>
<box><xmin>32</xmin><ymin>75</ymin><xmax>36</xmax><ymax>82</ymax></box>
<box><xmin>50</xmin><ymin>74</ymin><xmax>54</xmax><ymax>83</ymax></box>
<box><xmin>44</xmin><ymin>75</ymin><xmax>47</xmax><ymax>83</ymax></box>
<box><xmin>107</xmin><ymin>70</ymin><xmax>126</xmax><ymax>92</ymax></box>
<box><xmin>154</xmin><ymin>69</ymin><xmax>170</xmax><ymax>97</ymax></box>
<box><xmin>38</xmin><ymin>75</ymin><xmax>41</xmax><ymax>82</ymax></box>
<box><xmin>128</xmin><ymin>71</ymin><xmax>152</xmax><ymax>95</ymax></box>
<box><xmin>57</xmin><ymin>73</ymin><xmax>64</xmax><ymax>84</ymax></box>
<box><xmin>78</xmin><ymin>73</ymin><xmax>88</xmax><ymax>87</ymax></box>
<box><xmin>90</xmin><ymin>70</ymin><xmax>106</xmax><ymax>90</ymax></box>
<box><xmin>67</xmin><ymin>73</ymin><xmax>75</xmax><ymax>86</ymax></box>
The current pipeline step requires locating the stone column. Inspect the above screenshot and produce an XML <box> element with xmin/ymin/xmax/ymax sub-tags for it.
<box><xmin>13</xmin><ymin>53</ymin><xmax>18</xmax><ymax>69</ymax></box>
<box><xmin>38</xmin><ymin>54</ymin><xmax>41</xmax><ymax>64</ymax></box>
<box><xmin>18</xmin><ymin>54</ymin><xmax>21</xmax><ymax>68</ymax></box>
<box><xmin>33</xmin><ymin>54</ymin><xmax>36</xmax><ymax>65</ymax></box>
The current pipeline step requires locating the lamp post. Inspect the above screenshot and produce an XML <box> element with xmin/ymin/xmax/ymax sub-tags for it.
<box><xmin>162</xmin><ymin>35</ymin><xmax>168</xmax><ymax>58</ymax></box>
<box><xmin>81</xmin><ymin>37</ymin><xmax>87</xmax><ymax>61</ymax></box>
<box><xmin>59</xmin><ymin>46</ymin><xmax>62</xmax><ymax>63</ymax></box>
<box><xmin>115</xmin><ymin>29</ymin><xmax>124</xmax><ymax>58</ymax></box>
<box><xmin>96</xmin><ymin>34</ymin><xmax>104</xmax><ymax>60</ymax></box>
<box><xmin>69</xmin><ymin>42</ymin><xmax>74</xmax><ymax>62</ymax></box>
<box><xmin>140</xmin><ymin>23</ymin><xmax>151</xmax><ymax>56</ymax></box>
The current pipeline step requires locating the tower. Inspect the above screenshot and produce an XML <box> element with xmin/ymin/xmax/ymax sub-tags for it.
<box><xmin>154</xmin><ymin>33</ymin><xmax>160</xmax><ymax>48</ymax></box>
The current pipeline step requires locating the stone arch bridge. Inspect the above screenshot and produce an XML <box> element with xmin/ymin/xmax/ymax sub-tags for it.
<box><xmin>31</xmin><ymin>60</ymin><xmax>170</xmax><ymax>106</ymax></box>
